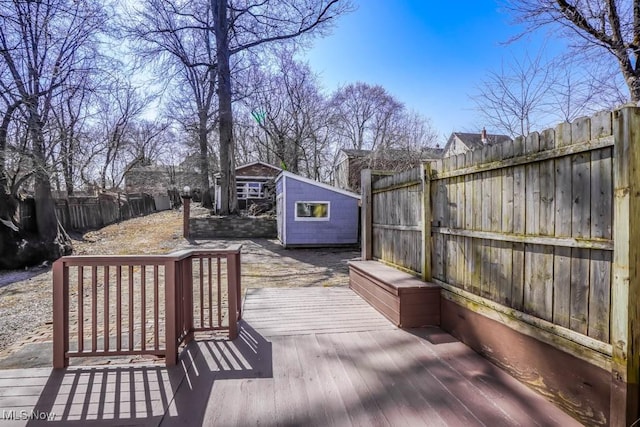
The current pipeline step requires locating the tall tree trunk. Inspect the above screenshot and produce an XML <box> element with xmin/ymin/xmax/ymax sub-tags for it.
<box><xmin>29</xmin><ymin>107</ymin><xmax>72</xmax><ymax>259</ymax></box>
<box><xmin>626</xmin><ymin>74</ymin><xmax>640</xmax><ymax>102</ymax></box>
<box><xmin>60</xmin><ymin>128</ymin><xmax>75</xmax><ymax>196</ymax></box>
<box><xmin>0</xmin><ymin>102</ymin><xmax>18</xmax><ymax>195</ymax></box>
<box><xmin>290</xmin><ymin>139</ymin><xmax>299</xmax><ymax>174</ymax></box>
<box><xmin>213</xmin><ymin>0</ymin><xmax>237</xmax><ymax>214</ymax></box>
<box><xmin>198</xmin><ymin>112</ymin><xmax>213</xmax><ymax>208</ymax></box>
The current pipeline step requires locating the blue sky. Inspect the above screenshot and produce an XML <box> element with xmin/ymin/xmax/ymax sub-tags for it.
<box><xmin>300</xmin><ymin>0</ymin><xmax>557</xmax><ymax>143</ymax></box>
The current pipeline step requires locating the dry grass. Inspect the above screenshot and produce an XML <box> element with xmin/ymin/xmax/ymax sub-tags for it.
<box><xmin>74</xmin><ymin>210</ymin><xmax>186</xmax><ymax>255</ymax></box>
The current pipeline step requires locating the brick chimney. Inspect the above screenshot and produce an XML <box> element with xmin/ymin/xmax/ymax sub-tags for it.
<box><xmin>481</xmin><ymin>127</ymin><xmax>487</xmax><ymax>144</ymax></box>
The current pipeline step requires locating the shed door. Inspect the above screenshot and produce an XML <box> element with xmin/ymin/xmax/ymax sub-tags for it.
<box><xmin>276</xmin><ymin>194</ymin><xmax>283</xmax><ymax>242</ymax></box>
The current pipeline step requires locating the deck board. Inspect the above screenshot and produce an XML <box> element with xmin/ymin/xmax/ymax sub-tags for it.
<box><xmin>201</xmin><ymin>287</ymin><xmax>580</xmax><ymax>427</ymax></box>
<box><xmin>0</xmin><ymin>287</ymin><xmax>582</xmax><ymax>426</ymax></box>
<box><xmin>242</xmin><ymin>287</ymin><xmax>397</xmax><ymax>337</ymax></box>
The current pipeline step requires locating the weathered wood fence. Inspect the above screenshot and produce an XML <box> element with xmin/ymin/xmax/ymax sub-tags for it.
<box><xmin>360</xmin><ymin>107</ymin><xmax>640</xmax><ymax>426</ymax></box>
<box><xmin>17</xmin><ymin>193</ymin><xmax>157</xmax><ymax>232</ymax></box>
<box><xmin>361</xmin><ymin>168</ymin><xmax>429</xmax><ymax>278</ymax></box>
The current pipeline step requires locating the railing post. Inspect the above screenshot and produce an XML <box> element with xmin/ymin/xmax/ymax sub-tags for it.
<box><xmin>52</xmin><ymin>259</ymin><xmax>69</xmax><ymax>369</ymax></box>
<box><xmin>164</xmin><ymin>259</ymin><xmax>178</xmax><ymax>367</ymax></box>
<box><xmin>361</xmin><ymin>169</ymin><xmax>372</xmax><ymax>260</ymax></box>
<box><xmin>611</xmin><ymin>106</ymin><xmax>640</xmax><ymax>426</ymax></box>
<box><xmin>227</xmin><ymin>252</ymin><xmax>240</xmax><ymax>339</ymax></box>
<box><xmin>235</xmin><ymin>251</ymin><xmax>242</xmax><ymax>320</ymax></box>
<box><xmin>182</xmin><ymin>257</ymin><xmax>194</xmax><ymax>344</ymax></box>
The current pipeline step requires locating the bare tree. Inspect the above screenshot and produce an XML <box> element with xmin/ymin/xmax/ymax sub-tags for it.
<box><xmin>394</xmin><ymin>110</ymin><xmax>440</xmax><ymax>151</ymax></box>
<box><xmin>212</xmin><ymin>0</ymin><xmax>353</xmax><ymax>214</ymax></box>
<box><xmin>93</xmin><ymin>78</ymin><xmax>148</xmax><ymax>190</ymax></box>
<box><xmin>126</xmin><ymin>0</ymin><xmax>218</xmax><ymax>207</ymax></box>
<box><xmin>329</xmin><ymin>82</ymin><xmax>405</xmax><ymax>150</ymax></box>
<box><xmin>504</xmin><ymin>0</ymin><xmax>640</xmax><ymax>102</ymax></box>
<box><xmin>50</xmin><ymin>68</ymin><xmax>95</xmax><ymax>196</ymax></box>
<box><xmin>0</xmin><ymin>0</ymin><xmax>107</xmax><ymax>267</ymax></box>
<box><xmin>240</xmin><ymin>52</ymin><xmax>333</xmax><ymax>178</ymax></box>
<box><xmin>472</xmin><ymin>51</ymin><xmax>555</xmax><ymax>137</ymax></box>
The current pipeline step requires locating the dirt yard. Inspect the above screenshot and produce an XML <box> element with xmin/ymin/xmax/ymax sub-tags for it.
<box><xmin>0</xmin><ymin>209</ymin><xmax>359</xmax><ymax>363</ymax></box>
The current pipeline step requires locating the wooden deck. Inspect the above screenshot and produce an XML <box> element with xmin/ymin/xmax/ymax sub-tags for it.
<box><xmin>0</xmin><ymin>287</ymin><xmax>581</xmax><ymax>426</ymax></box>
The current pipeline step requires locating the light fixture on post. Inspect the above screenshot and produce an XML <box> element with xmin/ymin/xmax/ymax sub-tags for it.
<box><xmin>182</xmin><ymin>186</ymin><xmax>192</xmax><ymax>238</ymax></box>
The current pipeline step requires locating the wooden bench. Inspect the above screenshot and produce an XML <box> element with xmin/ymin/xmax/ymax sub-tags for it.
<box><xmin>348</xmin><ymin>260</ymin><xmax>440</xmax><ymax>328</ymax></box>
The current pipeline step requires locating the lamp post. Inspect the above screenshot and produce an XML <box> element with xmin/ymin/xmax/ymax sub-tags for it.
<box><xmin>182</xmin><ymin>186</ymin><xmax>191</xmax><ymax>238</ymax></box>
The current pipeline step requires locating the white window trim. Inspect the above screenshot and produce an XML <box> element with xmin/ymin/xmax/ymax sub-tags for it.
<box><xmin>294</xmin><ymin>201</ymin><xmax>331</xmax><ymax>221</ymax></box>
<box><xmin>236</xmin><ymin>181</ymin><xmax>265</xmax><ymax>199</ymax></box>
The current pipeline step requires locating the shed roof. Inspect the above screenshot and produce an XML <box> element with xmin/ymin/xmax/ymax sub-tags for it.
<box><xmin>277</xmin><ymin>171</ymin><xmax>361</xmax><ymax>199</ymax></box>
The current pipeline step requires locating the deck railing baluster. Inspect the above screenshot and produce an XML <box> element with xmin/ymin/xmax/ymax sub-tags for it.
<box><xmin>104</xmin><ymin>266</ymin><xmax>110</xmax><ymax>352</ymax></box>
<box><xmin>217</xmin><ymin>257</ymin><xmax>222</xmax><ymax>327</ymax></box>
<box><xmin>78</xmin><ymin>266</ymin><xmax>84</xmax><ymax>353</ymax></box>
<box><xmin>184</xmin><ymin>258</ymin><xmax>194</xmax><ymax>344</ymax></box>
<box><xmin>128</xmin><ymin>265</ymin><xmax>134</xmax><ymax>351</ymax></box>
<box><xmin>92</xmin><ymin>266</ymin><xmax>97</xmax><ymax>352</ymax></box>
<box><xmin>199</xmin><ymin>256</ymin><xmax>204</xmax><ymax>328</ymax></box>
<box><xmin>141</xmin><ymin>265</ymin><xmax>146</xmax><ymax>351</ymax></box>
<box><xmin>176</xmin><ymin>260</ymin><xmax>183</xmax><ymax>341</ymax></box>
<box><xmin>116</xmin><ymin>266</ymin><xmax>122</xmax><ymax>352</ymax></box>
<box><xmin>154</xmin><ymin>265</ymin><xmax>159</xmax><ymax>350</ymax></box>
<box><xmin>208</xmin><ymin>256</ymin><xmax>213</xmax><ymax>329</ymax></box>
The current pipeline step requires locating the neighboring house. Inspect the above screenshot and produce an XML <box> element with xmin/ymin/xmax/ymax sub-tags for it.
<box><xmin>124</xmin><ymin>164</ymin><xmax>201</xmax><ymax>209</ymax></box>
<box><xmin>443</xmin><ymin>128</ymin><xmax>512</xmax><ymax>158</ymax></box>
<box><xmin>275</xmin><ymin>171</ymin><xmax>360</xmax><ymax>248</ymax></box>
<box><xmin>333</xmin><ymin>147</ymin><xmax>444</xmax><ymax>193</ymax></box>
<box><xmin>215</xmin><ymin>161</ymin><xmax>281</xmax><ymax>212</ymax></box>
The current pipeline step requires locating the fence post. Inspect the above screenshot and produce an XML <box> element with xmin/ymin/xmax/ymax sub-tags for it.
<box><xmin>611</xmin><ymin>106</ymin><xmax>640</xmax><ymax>426</ymax></box>
<box><xmin>52</xmin><ymin>259</ymin><xmax>69</xmax><ymax>368</ymax></box>
<box><xmin>421</xmin><ymin>162</ymin><xmax>432</xmax><ymax>281</ymax></box>
<box><xmin>182</xmin><ymin>194</ymin><xmax>191</xmax><ymax>239</ymax></box>
<box><xmin>164</xmin><ymin>259</ymin><xmax>178</xmax><ymax>367</ymax></box>
<box><xmin>97</xmin><ymin>194</ymin><xmax>105</xmax><ymax>227</ymax></box>
<box><xmin>361</xmin><ymin>169</ymin><xmax>372</xmax><ymax>260</ymax></box>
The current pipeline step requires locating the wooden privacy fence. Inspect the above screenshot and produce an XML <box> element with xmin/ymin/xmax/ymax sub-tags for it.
<box><xmin>361</xmin><ymin>168</ymin><xmax>430</xmax><ymax>279</ymax></box>
<box><xmin>17</xmin><ymin>193</ymin><xmax>157</xmax><ymax>232</ymax></box>
<box><xmin>429</xmin><ymin>111</ymin><xmax>614</xmax><ymax>362</ymax></box>
<box><xmin>52</xmin><ymin>246</ymin><xmax>242</xmax><ymax>368</ymax></box>
<box><xmin>361</xmin><ymin>107</ymin><xmax>640</xmax><ymax>425</ymax></box>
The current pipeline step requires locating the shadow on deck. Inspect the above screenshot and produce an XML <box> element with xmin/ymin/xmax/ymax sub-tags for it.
<box><xmin>0</xmin><ymin>288</ymin><xmax>580</xmax><ymax>426</ymax></box>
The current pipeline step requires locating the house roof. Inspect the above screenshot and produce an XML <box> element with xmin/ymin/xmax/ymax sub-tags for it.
<box><xmin>445</xmin><ymin>132</ymin><xmax>512</xmax><ymax>152</ymax></box>
<box><xmin>340</xmin><ymin>148</ymin><xmax>444</xmax><ymax>161</ymax></box>
<box><xmin>276</xmin><ymin>171</ymin><xmax>361</xmax><ymax>199</ymax></box>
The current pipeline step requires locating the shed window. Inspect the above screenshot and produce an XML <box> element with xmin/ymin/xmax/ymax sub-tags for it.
<box><xmin>295</xmin><ymin>201</ymin><xmax>330</xmax><ymax>221</ymax></box>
